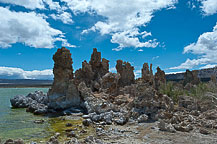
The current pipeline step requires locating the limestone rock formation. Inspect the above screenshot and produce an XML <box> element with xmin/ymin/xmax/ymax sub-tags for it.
<box><xmin>154</xmin><ymin>67</ymin><xmax>166</xmax><ymax>90</ymax></box>
<box><xmin>90</xmin><ymin>48</ymin><xmax>109</xmax><ymax>78</ymax></box>
<box><xmin>100</xmin><ymin>72</ymin><xmax>120</xmax><ymax>96</ymax></box>
<box><xmin>129</xmin><ymin>82</ymin><xmax>174</xmax><ymax>120</ymax></box>
<box><xmin>141</xmin><ymin>63</ymin><xmax>154</xmax><ymax>85</ymax></box>
<box><xmin>48</xmin><ymin>47</ymin><xmax>81</xmax><ymax>110</ymax></box>
<box><xmin>210</xmin><ymin>74</ymin><xmax>217</xmax><ymax>83</ymax></box>
<box><xmin>116</xmin><ymin>60</ymin><xmax>135</xmax><ymax>87</ymax></box>
<box><xmin>75</xmin><ymin>48</ymin><xmax>109</xmax><ymax>91</ymax></box>
<box><xmin>183</xmin><ymin>70</ymin><xmax>200</xmax><ymax>86</ymax></box>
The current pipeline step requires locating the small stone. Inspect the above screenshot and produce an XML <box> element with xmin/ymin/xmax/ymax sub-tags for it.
<box><xmin>65</xmin><ymin>129</ymin><xmax>73</xmax><ymax>132</ymax></box>
<box><xmin>80</xmin><ymin>129</ymin><xmax>87</xmax><ymax>133</ymax></box>
<box><xmin>34</xmin><ymin>119</ymin><xmax>45</xmax><ymax>124</ymax></box>
<box><xmin>67</xmin><ymin>131</ymin><xmax>77</xmax><ymax>138</ymax></box>
<box><xmin>55</xmin><ymin>133</ymin><xmax>60</xmax><ymax>138</ymax></box>
<box><xmin>137</xmin><ymin>114</ymin><xmax>148</xmax><ymax>123</ymax></box>
<box><xmin>200</xmin><ymin>128</ymin><xmax>211</xmax><ymax>135</ymax></box>
<box><xmin>158</xmin><ymin>120</ymin><xmax>176</xmax><ymax>133</ymax></box>
<box><xmin>96</xmin><ymin>127</ymin><xmax>103</xmax><ymax>132</ymax></box>
<box><xmin>48</xmin><ymin>136</ymin><xmax>59</xmax><ymax>144</ymax></box>
<box><xmin>14</xmin><ymin>139</ymin><xmax>24</xmax><ymax>144</ymax></box>
<box><xmin>4</xmin><ymin>139</ymin><xmax>14</xmax><ymax>144</ymax></box>
<box><xmin>82</xmin><ymin>115</ymin><xmax>90</xmax><ymax>119</ymax></box>
<box><xmin>82</xmin><ymin>119</ymin><xmax>92</xmax><ymax>126</ymax></box>
<box><xmin>65</xmin><ymin>123</ymin><xmax>72</xmax><ymax>127</ymax></box>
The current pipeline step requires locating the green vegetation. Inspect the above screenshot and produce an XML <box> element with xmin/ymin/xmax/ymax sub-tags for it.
<box><xmin>160</xmin><ymin>81</ymin><xmax>217</xmax><ymax>103</ymax></box>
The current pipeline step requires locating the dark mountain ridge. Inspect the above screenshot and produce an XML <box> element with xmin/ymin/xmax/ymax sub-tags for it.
<box><xmin>0</xmin><ymin>79</ymin><xmax>53</xmax><ymax>87</ymax></box>
<box><xmin>166</xmin><ymin>67</ymin><xmax>217</xmax><ymax>82</ymax></box>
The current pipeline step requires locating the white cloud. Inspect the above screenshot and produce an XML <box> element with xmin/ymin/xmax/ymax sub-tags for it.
<box><xmin>0</xmin><ymin>0</ymin><xmax>45</xmax><ymax>10</ymax></box>
<box><xmin>0</xmin><ymin>0</ymin><xmax>63</xmax><ymax>11</ymax></box>
<box><xmin>44</xmin><ymin>0</ymin><xmax>61</xmax><ymax>11</ymax></box>
<box><xmin>152</xmin><ymin>56</ymin><xmax>160</xmax><ymax>60</ymax></box>
<box><xmin>166</xmin><ymin>71</ymin><xmax>185</xmax><ymax>75</ymax></box>
<box><xmin>187</xmin><ymin>1</ymin><xmax>196</xmax><ymax>10</ymax></box>
<box><xmin>0</xmin><ymin>7</ymin><xmax>73</xmax><ymax>48</ymax></box>
<box><xmin>134</xmin><ymin>70</ymin><xmax>141</xmax><ymax>78</ymax></box>
<box><xmin>0</xmin><ymin>67</ymin><xmax>53</xmax><ymax>79</ymax></box>
<box><xmin>138</xmin><ymin>49</ymin><xmax>143</xmax><ymax>52</ymax></box>
<box><xmin>62</xmin><ymin>0</ymin><xmax>177</xmax><ymax>50</ymax></box>
<box><xmin>170</xmin><ymin>23</ymin><xmax>217</xmax><ymax>70</ymax></box>
<box><xmin>199</xmin><ymin>0</ymin><xmax>217</xmax><ymax>16</ymax></box>
<box><xmin>200</xmin><ymin>64</ymin><xmax>217</xmax><ymax>69</ymax></box>
<box><xmin>50</xmin><ymin>12</ymin><xmax>74</xmax><ymax>24</ymax></box>
<box><xmin>109</xmin><ymin>67</ymin><xmax>116</xmax><ymax>73</ymax></box>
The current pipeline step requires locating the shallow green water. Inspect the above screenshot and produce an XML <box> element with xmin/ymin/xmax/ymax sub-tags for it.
<box><xmin>0</xmin><ymin>88</ymin><xmax>51</xmax><ymax>142</ymax></box>
<box><xmin>0</xmin><ymin>88</ymin><xmax>93</xmax><ymax>143</ymax></box>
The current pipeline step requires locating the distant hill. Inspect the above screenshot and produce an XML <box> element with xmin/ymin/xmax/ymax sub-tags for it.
<box><xmin>0</xmin><ymin>79</ymin><xmax>53</xmax><ymax>87</ymax></box>
<box><xmin>166</xmin><ymin>67</ymin><xmax>217</xmax><ymax>82</ymax></box>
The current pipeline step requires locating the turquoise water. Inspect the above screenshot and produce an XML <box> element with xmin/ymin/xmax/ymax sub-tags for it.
<box><xmin>0</xmin><ymin>88</ymin><xmax>51</xmax><ymax>142</ymax></box>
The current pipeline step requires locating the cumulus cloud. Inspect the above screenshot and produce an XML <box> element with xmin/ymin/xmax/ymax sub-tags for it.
<box><xmin>0</xmin><ymin>67</ymin><xmax>53</xmax><ymax>79</ymax></box>
<box><xmin>199</xmin><ymin>0</ymin><xmax>217</xmax><ymax>16</ymax></box>
<box><xmin>0</xmin><ymin>0</ymin><xmax>63</xmax><ymax>11</ymax></box>
<box><xmin>200</xmin><ymin>64</ymin><xmax>217</xmax><ymax>69</ymax></box>
<box><xmin>0</xmin><ymin>0</ymin><xmax>45</xmax><ymax>10</ymax></box>
<box><xmin>170</xmin><ymin>23</ymin><xmax>217</xmax><ymax>70</ymax></box>
<box><xmin>50</xmin><ymin>12</ymin><xmax>74</xmax><ymax>24</ymax></box>
<box><xmin>44</xmin><ymin>0</ymin><xmax>61</xmax><ymax>11</ymax></box>
<box><xmin>0</xmin><ymin>7</ymin><xmax>73</xmax><ymax>48</ymax></box>
<box><xmin>62</xmin><ymin>0</ymin><xmax>177</xmax><ymax>50</ymax></box>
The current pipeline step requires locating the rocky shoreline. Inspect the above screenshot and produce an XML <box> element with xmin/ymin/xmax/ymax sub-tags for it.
<box><xmin>6</xmin><ymin>47</ymin><xmax>217</xmax><ymax>144</ymax></box>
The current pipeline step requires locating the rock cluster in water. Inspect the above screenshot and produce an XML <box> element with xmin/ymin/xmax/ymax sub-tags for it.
<box><xmin>10</xmin><ymin>47</ymin><xmax>217</xmax><ymax>136</ymax></box>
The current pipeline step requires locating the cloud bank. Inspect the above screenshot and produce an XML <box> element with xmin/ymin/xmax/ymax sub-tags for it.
<box><xmin>0</xmin><ymin>67</ymin><xmax>53</xmax><ymax>79</ymax></box>
<box><xmin>170</xmin><ymin>23</ymin><xmax>217</xmax><ymax>70</ymax></box>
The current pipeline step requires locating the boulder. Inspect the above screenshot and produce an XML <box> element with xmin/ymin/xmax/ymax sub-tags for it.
<box><xmin>10</xmin><ymin>95</ymin><xmax>32</xmax><ymax>108</ymax></box>
<box><xmin>137</xmin><ymin>114</ymin><xmax>148</xmax><ymax>123</ymax></box>
<box><xmin>199</xmin><ymin>128</ymin><xmax>211</xmax><ymax>135</ymax></box>
<box><xmin>158</xmin><ymin>120</ymin><xmax>176</xmax><ymax>133</ymax></box>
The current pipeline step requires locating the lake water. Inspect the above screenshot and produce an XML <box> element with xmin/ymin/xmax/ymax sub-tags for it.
<box><xmin>0</xmin><ymin>88</ymin><xmax>51</xmax><ymax>142</ymax></box>
<box><xmin>0</xmin><ymin>88</ymin><xmax>93</xmax><ymax>143</ymax></box>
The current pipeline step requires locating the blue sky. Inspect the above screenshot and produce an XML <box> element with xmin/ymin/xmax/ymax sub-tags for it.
<box><xmin>0</xmin><ymin>0</ymin><xmax>217</xmax><ymax>79</ymax></box>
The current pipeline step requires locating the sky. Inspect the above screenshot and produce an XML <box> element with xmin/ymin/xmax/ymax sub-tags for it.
<box><xmin>0</xmin><ymin>0</ymin><xmax>217</xmax><ymax>79</ymax></box>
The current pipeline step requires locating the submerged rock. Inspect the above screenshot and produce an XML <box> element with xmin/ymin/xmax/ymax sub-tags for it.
<box><xmin>4</xmin><ymin>139</ymin><xmax>24</xmax><ymax>144</ymax></box>
<box><xmin>10</xmin><ymin>91</ymin><xmax>48</xmax><ymax>115</ymax></box>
